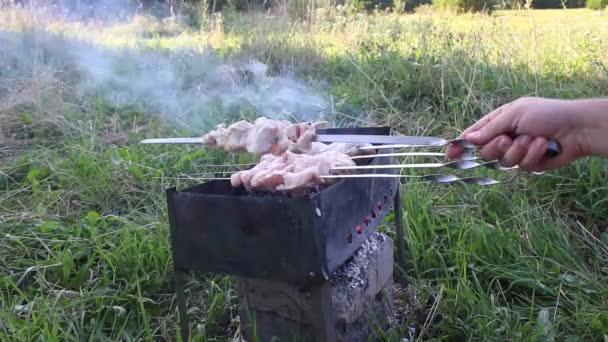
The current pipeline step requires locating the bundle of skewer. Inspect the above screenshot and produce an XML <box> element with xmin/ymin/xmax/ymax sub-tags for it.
<box><xmin>165</xmin><ymin>148</ymin><xmax>532</xmax><ymax>188</ymax></box>
<box><xmin>142</xmin><ymin>117</ymin><xmax>544</xmax><ymax>190</ymax></box>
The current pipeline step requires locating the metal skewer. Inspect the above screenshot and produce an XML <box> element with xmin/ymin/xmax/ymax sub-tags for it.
<box><xmin>331</xmin><ymin>160</ymin><xmax>516</xmax><ymax>171</ymax></box>
<box><xmin>163</xmin><ymin>174</ymin><xmax>517</xmax><ymax>186</ymax></box>
<box><xmin>139</xmin><ymin>137</ymin><xmax>468</xmax><ymax>149</ymax></box>
<box><xmin>182</xmin><ymin>152</ymin><xmax>475</xmax><ymax>169</ymax></box>
<box><xmin>181</xmin><ymin>170</ymin><xmax>246</xmax><ymax>175</ymax></box>
<box><xmin>140</xmin><ymin>137</ymin><xmax>205</xmax><ymax>144</ymax></box>
<box><xmin>198</xmin><ymin>162</ymin><xmax>257</xmax><ymax>167</ymax></box>
<box><xmin>316</xmin><ymin>134</ymin><xmax>475</xmax><ymax>148</ymax></box>
<box><xmin>350</xmin><ymin>152</ymin><xmax>478</xmax><ymax>160</ymax></box>
<box><xmin>184</xmin><ymin>158</ymin><xmax>510</xmax><ymax>176</ymax></box>
<box><xmin>166</xmin><ymin>151</ymin><xmax>467</xmax><ymax>164</ymax></box>
<box><xmin>358</xmin><ymin>144</ymin><xmax>465</xmax><ymax>151</ymax></box>
<box><xmin>322</xmin><ymin>173</ymin><xmax>517</xmax><ymax>185</ymax></box>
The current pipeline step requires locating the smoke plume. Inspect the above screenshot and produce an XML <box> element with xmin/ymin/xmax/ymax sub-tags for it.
<box><xmin>72</xmin><ymin>43</ymin><xmax>329</xmax><ymax>130</ymax></box>
<box><xmin>0</xmin><ymin>4</ymin><xmax>329</xmax><ymax>133</ymax></box>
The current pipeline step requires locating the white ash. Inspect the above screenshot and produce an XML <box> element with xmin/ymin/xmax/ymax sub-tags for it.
<box><xmin>330</xmin><ymin>232</ymin><xmax>387</xmax><ymax>302</ymax></box>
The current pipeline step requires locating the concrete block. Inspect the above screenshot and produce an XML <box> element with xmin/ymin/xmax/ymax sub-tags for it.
<box><xmin>237</xmin><ymin>232</ymin><xmax>394</xmax><ymax>342</ymax></box>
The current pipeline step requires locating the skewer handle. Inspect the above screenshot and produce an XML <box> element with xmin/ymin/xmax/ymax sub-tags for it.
<box><xmin>545</xmin><ymin>139</ymin><xmax>561</xmax><ymax>158</ymax></box>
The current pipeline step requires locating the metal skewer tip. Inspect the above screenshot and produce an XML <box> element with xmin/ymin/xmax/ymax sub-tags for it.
<box><xmin>140</xmin><ymin>137</ymin><xmax>206</xmax><ymax>144</ymax></box>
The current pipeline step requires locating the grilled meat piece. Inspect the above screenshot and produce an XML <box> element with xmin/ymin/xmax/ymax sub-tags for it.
<box><xmin>206</xmin><ymin>118</ymin><xmax>378</xmax><ymax>192</ymax></box>
<box><xmin>200</xmin><ymin>117</ymin><xmax>375</xmax><ymax>159</ymax></box>
<box><xmin>306</xmin><ymin>142</ymin><xmax>376</xmax><ymax>157</ymax></box>
<box><xmin>230</xmin><ymin>150</ymin><xmax>355</xmax><ymax>192</ymax></box>
<box><xmin>201</xmin><ymin>117</ymin><xmax>330</xmax><ymax>155</ymax></box>
<box><xmin>224</xmin><ymin>120</ymin><xmax>254</xmax><ymax>151</ymax></box>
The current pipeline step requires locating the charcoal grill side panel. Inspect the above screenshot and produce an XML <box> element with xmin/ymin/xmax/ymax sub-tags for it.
<box><xmin>316</xmin><ymin>152</ymin><xmax>398</xmax><ymax>275</ymax></box>
<box><xmin>167</xmin><ymin>188</ymin><xmax>325</xmax><ymax>286</ymax></box>
<box><xmin>316</xmin><ymin>177</ymin><xmax>397</xmax><ymax>275</ymax></box>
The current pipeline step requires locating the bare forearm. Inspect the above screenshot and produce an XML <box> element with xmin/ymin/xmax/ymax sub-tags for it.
<box><xmin>567</xmin><ymin>98</ymin><xmax>608</xmax><ymax>157</ymax></box>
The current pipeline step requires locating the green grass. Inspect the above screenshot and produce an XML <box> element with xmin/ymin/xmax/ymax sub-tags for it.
<box><xmin>1</xmin><ymin>5</ymin><xmax>608</xmax><ymax>341</ymax></box>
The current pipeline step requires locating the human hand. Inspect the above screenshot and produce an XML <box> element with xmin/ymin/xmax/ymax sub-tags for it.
<box><xmin>446</xmin><ymin>97</ymin><xmax>589</xmax><ymax>172</ymax></box>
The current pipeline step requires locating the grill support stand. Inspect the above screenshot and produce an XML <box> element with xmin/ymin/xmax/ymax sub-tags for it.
<box><xmin>172</xmin><ymin>198</ymin><xmax>407</xmax><ymax>342</ymax></box>
<box><xmin>394</xmin><ymin>186</ymin><xmax>408</xmax><ymax>286</ymax></box>
<box><xmin>172</xmin><ymin>193</ymin><xmax>408</xmax><ymax>342</ymax></box>
<box><xmin>169</xmin><ymin>179</ymin><xmax>407</xmax><ymax>342</ymax></box>
<box><xmin>175</xmin><ymin>268</ymin><xmax>190</xmax><ymax>342</ymax></box>
<box><xmin>310</xmin><ymin>282</ymin><xmax>337</xmax><ymax>342</ymax></box>
<box><xmin>237</xmin><ymin>232</ymin><xmax>394</xmax><ymax>342</ymax></box>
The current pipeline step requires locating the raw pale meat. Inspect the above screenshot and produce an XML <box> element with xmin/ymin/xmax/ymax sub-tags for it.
<box><xmin>224</xmin><ymin>120</ymin><xmax>254</xmax><ymax>151</ymax></box>
<box><xmin>276</xmin><ymin>167</ymin><xmax>320</xmax><ymax>191</ymax></box>
<box><xmin>200</xmin><ymin>117</ymin><xmax>375</xmax><ymax>158</ymax></box>
<box><xmin>246</xmin><ymin>117</ymin><xmax>291</xmax><ymax>154</ymax></box>
<box><xmin>201</xmin><ymin>124</ymin><xmax>229</xmax><ymax>147</ymax></box>
<box><xmin>306</xmin><ymin>142</ymin><xmax>376</xmax><ymax>157</ymax></box>
<box><xmin>230</xmin><ymin>172</ymin><xmax>243</xmax><ymax>187</ymax></box>
<box><xmin>201</xmin><ymin>117</ymin><xmax>329</xmax><ymax>155</ymax></box>
<box><xmin>205</xmin><ymin>118</ymin><xmax>380</xmax><ymax>192</ymax></box>
<box><xmin>230</xmin><ymin>150</ymin><xmax>356</xmax><ymax>192</ymax></box>
<box><xmin>231</xmin><ymin>153</ymin><xmax>279</xmax><ymax>188</ymax></box>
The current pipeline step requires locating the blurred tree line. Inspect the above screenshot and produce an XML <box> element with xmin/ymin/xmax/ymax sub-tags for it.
<box><xmin>178</xmin><ymin>0</ymin><xmax>592</xmax><ymax>12</ymax></box>
<box><xmin>129</xmin><ymin>0</ymin><xmax>594</xmax><ymax>11</ymax></box>
<box><xmin>3</xmin><ymin>0</ymin><xmax>601</xmax><ymax>19</ymax></box>
<box><xmin>134</xmin><ymin>0</ymin><xmax>594</xmax><ymax>11</ymax></box>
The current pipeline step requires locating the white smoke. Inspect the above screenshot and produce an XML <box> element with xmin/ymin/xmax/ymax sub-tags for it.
<box><xmin>11</xmin><ymin>0</ymin><xmax>144</xmax><ymax>23</ymax></box>
<box><xmin>0</xmin><ymin>3</ymin><xmax>330</xmax><ymax>132</ymax></box>
<box><xmin>70</xmin><ymin>44</ymin><xmax>329</xmax><ymax>130</ymax></box>
<box><xmin>0</xmin><ymin>30</ymin><xmax>329</xmax><ymax>132</ymax></box>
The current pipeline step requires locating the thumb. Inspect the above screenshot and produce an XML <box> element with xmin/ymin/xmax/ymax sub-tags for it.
<box><xmin>465</xmin><ymin>111</ymin><xmax>517</xmax><ymax>145</ymax></box>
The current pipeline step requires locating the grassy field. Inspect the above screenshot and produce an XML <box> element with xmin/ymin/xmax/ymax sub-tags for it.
<box><xmin>1</xmin><ymin>5</ymin><xmax>608</xmax><ymax>341</ymax></box>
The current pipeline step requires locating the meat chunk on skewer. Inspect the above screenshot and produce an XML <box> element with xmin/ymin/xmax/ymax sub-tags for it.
<box><xmin>231</xmin><ymin>153</ymin><xmax>279</xmax><ymax>189</ymax></box>
<box><xmin>230</xmin><ymin>150</ymin><xmax>356</xmax><ymax>192</ymax></box>
<box><xmin>278</xmin><ymin>167</ymin><xmax>320</xmax><ymax>191</ymax></box>
<box><xmin>201</xmin><ymin>124</ymin><xmax>230</xmax><ymax>148</ymax></box>
<box><xmin>224</xmin><ymin>120</ymin><xmax>254</xmax><ymax>151</ymax></box>
<box><xmin>200</xmin><ymin>117</ymin><xmax>376</xmax><ymax>158</ymax></box>
<box><xmin>201</xmin><ymin>117</ymin><xmax>329</xmax><ymax>155</ymax></box>
<box><xmin>306</xmin><ymin>142</ymin><xmax>376</xmax><ymax>157</ymax></box>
